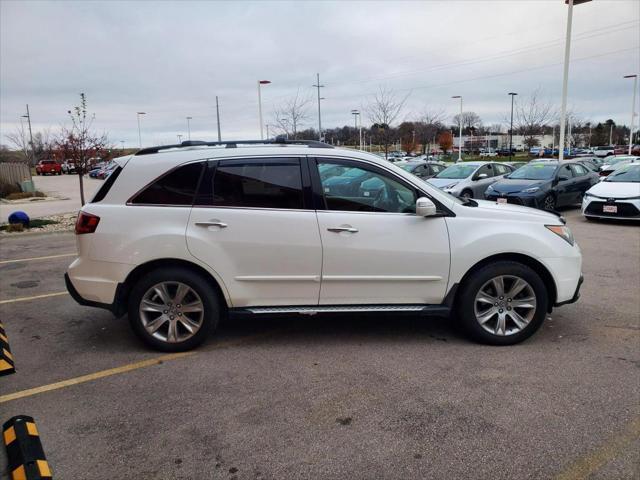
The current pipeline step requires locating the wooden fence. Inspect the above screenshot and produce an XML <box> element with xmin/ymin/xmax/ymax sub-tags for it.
<box><xmin>0</xmin><ymin>162</ymin><xmax>32</xmax><ymax>186</ymax></box>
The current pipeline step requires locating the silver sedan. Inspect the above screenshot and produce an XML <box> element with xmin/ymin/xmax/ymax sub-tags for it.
<box><xmin>427</xmin><ymin>161</ymin><xmax>514</xmax><ymax>199</ymax></box>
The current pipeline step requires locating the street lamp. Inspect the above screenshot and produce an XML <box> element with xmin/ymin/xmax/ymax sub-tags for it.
<box><xmin>452</xmin><ymin>96</ymin><xmax>463</xmax><ymax>162</ymax></box>
<box><xmin>624</xmin><ymin>74</ymin><xmax>638</xmax><ymax>154</ymax></box>
<box><xmin>351</xmin><ymin>110</ymin><xmax>360</xmax><ymax>149</ymax></box>
<box><xmin>258</xmin><ymin>80</ymin><xmax>271</xmax><ymax>140</ymax></box>
<box><xmin>558</xmin><ymin>0</ymin><xmax>592</xmax><ymax>162</ymax></box>
<box><xmin>508</xmin><ymin>93</ymin><xmax>517</xmax><ymax>161</ymax></box>
<box><xmin>186</xmin><ymin>116</ymin><xmax>193</xmax><ymax>141</ymax></box>
<box><xmin>136</xmin><ymin>112</ymin><xmax>146</xmax><ymax>148</ymax></box>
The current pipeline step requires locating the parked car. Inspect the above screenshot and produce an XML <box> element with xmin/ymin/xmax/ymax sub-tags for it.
<box><xmin>88</xmin><ymin>162</ymin><xmax>107</xmax><ymax>178</ymax></box>
<box><xmin>35</xmin><ymin>160</ymin><xmax>62</xmax><ymax>175</ymax></box>
<box><xmin>599</xmin><ymin>156</ymin><xmax>640</xmax><ymax>178</ymax></box>
<box><xmin>61</xmin><ymin>160</ymin><xmax>77</xmax><ymax>174</ymax></box>
<box><xmin>485</xmin><ymin>161</ymin><xmax>598</xmax><ymax>211</ymax></box>
<box><xmin>593</xmin><ymin>146</ymin><xmax>615</xmax><ymax>158</ymax></box>
<box><xmin>582</xmin><ymin>163</ymin><xmax>640</xmax><ymax>221</ymax></box>
<box><xmin>496</xmin><ymin>148</ymin><xmax>517</xmax><ymax>156</ymax></box>
<box><xmin>97</xmin><ymin>162</ymin><xmax>118</xmax><ymax>179</ymax></box>
<box><xmin>396</xmin><ymin>160</ymin><xmax>446</xmax><ymax>180</ymax></box>
<box><xmin>576</xmin><ymin>159</ymin><xmax>599</xmax><ymax>172</ymax></box>
<box><xmin>506</xmin><ymin>162</ymin><xmax>527</xmax><ymax>170</ymax></box>
<box><xmin>479</xmin><ymin>150</ymin><xmax>498</xmax><ymax>158</ymax></box>
<box><xmin>428</xmin><ymin>162</ymin><xmax>513</xmax><ymax>199</ymax></box>
<box><xmin>65</xmin><ymin>138</ymin><xmax>583</xmax><ymax>351</ymax></box>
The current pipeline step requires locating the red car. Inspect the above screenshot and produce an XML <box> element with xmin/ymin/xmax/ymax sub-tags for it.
<box><xmin>35</xmin><ymin>160</ymin><xmax>62</xmax><ymax>175</ymax></box>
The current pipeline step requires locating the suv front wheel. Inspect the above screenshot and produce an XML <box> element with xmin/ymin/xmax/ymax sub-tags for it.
<box><xmin>457</xmin><ymin>261</ymin><xmax>548</xmax><ymax>345</ymax></box>
<box><xmin>128</xmin><ymin>267</ymin><xmax>220</xmax><ymax>351</ymax></box>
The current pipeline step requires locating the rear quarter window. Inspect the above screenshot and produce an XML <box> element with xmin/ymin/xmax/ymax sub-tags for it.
<box><xmin>130</xmin><ymin>162</ymin><xmax>205</xmax><ymax>206</ymax></box>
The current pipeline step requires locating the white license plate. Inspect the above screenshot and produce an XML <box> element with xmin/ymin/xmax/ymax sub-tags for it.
<box><xmin>496</xmin><ymin>198</ymin><xmax>508</xmax><ymax>204</ymax></box>
<box><xmin>603</xmin><ymin>205</ymin><xmax>617</xmax><ymax>213</ymax></box>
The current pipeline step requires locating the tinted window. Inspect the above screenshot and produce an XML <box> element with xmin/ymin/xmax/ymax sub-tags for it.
<box><xmin>132</xmin><ymin>162</ymin><xmax>204</xmax><ymax>205</ymax></box>
<box><xmin>558</xmin><ymin>165</ymin><xmax>574</xmax><ymax>179</ymax></box>
<box><xmin>318</xmin><ymin>161</ymin><xmax>416</xmax><ymax>213</ymax></box>
<box><xmin>212</xmin><ymin>159</ymin><xmax>303</xmax><ymax>209</ymax></box>
<box><xmin>476</xmin><ymin>164</ymin><xmax>494</xmax><ymax>177</ymax></box>
<box><xmin>430</xmin><ymin>164</ymin><xmax>445</xmax><ymax>173</ymax></box>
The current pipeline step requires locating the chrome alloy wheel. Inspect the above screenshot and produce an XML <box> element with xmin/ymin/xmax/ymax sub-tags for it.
<box><xmin>473</xmin><ymin>275</ymin><xmax>537</xmax><ymax>336</ymax></box>
<box><xmin>139</xmin><ymin>282</ymin><xmax>204</xmax><ymax>343</ymax></box>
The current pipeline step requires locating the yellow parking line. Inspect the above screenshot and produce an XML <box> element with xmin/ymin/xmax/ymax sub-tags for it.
<box><xmin>0</xmin><ymin>253</ymin><xmax>76</xmax><ymax>265</ymax></box>
<box><xmin>0</xmin><ymin>333</ymin><xmax>273</xmax><ymax>404</ymax></box>
<box><xmin>0</xmin><ymin>292</ymin><xmax>68</xmax><ymax>305</ymax></box>
<box><xmin>555</xmin><ymin>417</ymin><xmax>640</xmax><ymax>480</ymax></box>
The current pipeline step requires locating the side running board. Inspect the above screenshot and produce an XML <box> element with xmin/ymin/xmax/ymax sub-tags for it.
<box><xmin>230</xmin><ymin>305</ymin><xmax>450</xmax><ymax>316</ymax></box>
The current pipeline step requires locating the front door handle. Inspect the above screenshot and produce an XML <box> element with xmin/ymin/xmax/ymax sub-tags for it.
<box><xmin>327</xmin><ymin>226</ymin><xmax>358</xmax><ymax>233</ymax></box>
<box><xmin>195</xmin><ymin>221</ymin><xmax>228</xmax><ymax>228</ymax></box>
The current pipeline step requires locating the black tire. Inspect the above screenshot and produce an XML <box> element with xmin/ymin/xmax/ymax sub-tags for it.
<box><xmin>128</xmin><ymin>267</ymin><xmax>220</xmax><ymax>352</ymax></box>
<box><xmin>584</xmin><ymin>215</ymin><xmax>597</xmax><ymax>222</ymax></box>
<box><xmin>542</xmin><ymin>194</ymin><xmax>556</xmax><ymax>211</ymax></box>
<box><xmin>456</xmin><ymin>261</ymin><xmax>548</xmax><ymax>346</ymax></box>
<box><xmin>461</xmin><ymin>189</ymin><xmax>473</xmax><ymax>199</ymax></box>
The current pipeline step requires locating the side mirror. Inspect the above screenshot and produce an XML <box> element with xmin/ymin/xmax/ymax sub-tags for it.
<box><xmin>558</xmin><ymin>175</ymin><xmax>569</xmax><ymax>182</ymax></box>
<box><xmin>416</xmin><ymin>197</ymin><xmax>437</xmax><ymax>217</ymax></box>
<box><xmin>475</xmin><ymin>173</ymin><xmax>488</xmax><ymax>180</ymax></box>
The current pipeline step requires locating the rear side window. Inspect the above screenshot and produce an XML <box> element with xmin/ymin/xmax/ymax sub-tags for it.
<box><xmin>91</xmin><ymin>166</ymin><xmax>122</xmax><ymax>203</ymax></box>
<box><xmin>571</xmin><ymin>164</ymin><xmax>588</xmax><ymax>176</ymax></box>
<box><xmin>211</xmin><ymin>159</ymin><xmax>303</xmax><ymax>209</ymax></box>
<box><xmin>131</xmin><ymin>162</ymin><xmax>204</xmax><ymax>205</ymax></box>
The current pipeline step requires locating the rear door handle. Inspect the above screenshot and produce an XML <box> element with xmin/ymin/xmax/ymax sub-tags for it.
<box><xmin>195</xmin><ymin>221</ymin><xmax>227</xmax><ymax>228</ymax></box>
<box><xmin>327</xmin><ymin>227</ymin><xmax>358</xmax><ymax>233</ymax></box>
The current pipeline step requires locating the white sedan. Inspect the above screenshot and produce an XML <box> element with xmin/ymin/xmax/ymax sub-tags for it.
<box><xmin>582</xmin><ymin>163</ymin><xmax>640</xmax><ymax>220</ymax></box>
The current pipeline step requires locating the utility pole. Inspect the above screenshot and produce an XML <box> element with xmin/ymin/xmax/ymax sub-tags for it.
<box><xmin>609</xmin><ymin>123</ymin><xmax>613</xmax><ymax>145</ymax></box>
<box><xmin>22</xmin><ymin>104</ymin><xmax>34</xmax><ymax>164</ymax></box>
<box><xmin>624</xmin><ymin>74</ymin><xmax>638</xmax><ymax>154</ymax></box>
<box><xmin>136</xmin><ymin>112</ymin><xmax>146</xmax><ymax>148</ymax></box>
<box><xmin>351</xmin><ymin>110</ymin><xmax>359</xmax><ymax>149</ymax></box>
<box><xmin>186</xmin><ymin>116</ymin><xmax>192</xmax><ymax>141</ymax></box>
<box><xmin>313</xmin><ymin>73</ymin><xmax>324</xmax><ymax>141</ymax></box>
<box><xmin>215</xmin><ymin>96</ymin><xmax>222</xmax><ymax>141</ymax></box>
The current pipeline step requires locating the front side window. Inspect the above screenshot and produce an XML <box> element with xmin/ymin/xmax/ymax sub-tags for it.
<box><xmin>212</xmin><ymin>159</ymin><xmax>303</xmax><ymax>209</ymax></box>
<box><xmin>558</xmin><ymin>165</ymin><xmax>574</xmax><ymax>179</ymax></box>
<box><xmin>494</xmin><ymin>164</ymin><xmax>510</xmax><ymax>175</ymax></box>
<box><xmin>131</xmin><ymin>162</ymin><xmax>204</xmax><ymax>205</ymax></box>
<box><xmin>476</xmin><ymin>164</ymin><xmax>494</xmax><ymax>178</ymax></box>
<box><xmin>317</xmin><ymin>160</ymin><xmax>416</xmax><ymax>213</ymax></box>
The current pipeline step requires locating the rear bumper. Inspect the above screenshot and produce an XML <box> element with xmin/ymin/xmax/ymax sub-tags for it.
<box><xmin>65</xmin><ymin>273</ymin><xmax>125</xmax><ymax>317</ymax></box>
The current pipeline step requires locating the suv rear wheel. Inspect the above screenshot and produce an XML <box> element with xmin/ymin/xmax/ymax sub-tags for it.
<box><xmin>457</xmin><ymin>261</ymin><xmax>548</xmax><ymax>345</ymax></box>
<box><xmin>128</xmin><ymin>267</ymin><xmax>219</xmax><ymax>351</ymax></box>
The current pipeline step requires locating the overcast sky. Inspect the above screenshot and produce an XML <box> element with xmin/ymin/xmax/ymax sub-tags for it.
<box><xmin>1</xmin><ymin>0</ymin><xmax>638</xmax><ymax>147</ymax></box>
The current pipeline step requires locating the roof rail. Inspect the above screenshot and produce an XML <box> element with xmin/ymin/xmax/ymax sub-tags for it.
<box><xmin>134</xmin><ymin>136</ymin><xmax>334</xmax><ymax>156</ymax></box>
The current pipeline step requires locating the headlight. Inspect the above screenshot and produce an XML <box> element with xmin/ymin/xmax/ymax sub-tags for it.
<box><xmin>545</xmin><ymin>225</ymin><xmax>575</xmax><ymax>246</ymax></box>
<box><xmin>584</xmin><ymin>191</ymin><xmax>594</xmax><ymax>198</ymax></box>
<box><xmin>523</xmin><ymin>187</ymin><xmax>540</xmax><ymax>193</ymax></box>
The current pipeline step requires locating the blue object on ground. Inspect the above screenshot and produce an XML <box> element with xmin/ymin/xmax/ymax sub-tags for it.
<box><xmin>8</xmin><ymin>211</ymin><xmax>30</xmax><ymax>226</ymax></box>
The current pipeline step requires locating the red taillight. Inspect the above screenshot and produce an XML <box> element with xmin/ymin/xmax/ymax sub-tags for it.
<box><xmin>75</xmin><ymin>211</ymin><xmax>100</xmax><ymax>234</ymax></box>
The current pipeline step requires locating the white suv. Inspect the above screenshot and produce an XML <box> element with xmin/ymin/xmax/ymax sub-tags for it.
<box><xmin>66</xmin><ymin>139</ymin><xmax>583</xmax><ymax>351</ymax></box>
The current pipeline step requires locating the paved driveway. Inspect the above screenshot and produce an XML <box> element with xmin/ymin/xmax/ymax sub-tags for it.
<box><xmin>0</xmin><ymin>175</ymin><xmax>102</xmax><ymax>219</ymax></box>
<box><xmin>0</xmin><ymin>209</ymin><xmax>638</xmax><ymax>479</ymax></box>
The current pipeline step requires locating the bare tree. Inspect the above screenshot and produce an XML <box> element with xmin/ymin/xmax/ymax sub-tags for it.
<box><xmin>5</xmin><ymin>123</ymin><xmax>31</xmax><ymax>164</ymax></box>
<box><xmin>415</xmin><ymin>108</ymin><xmax>445</xmax><ymax>154</ymax></box>
<box><xmin>452</xmin><ymin>111</ymin><xmax>483</xmax><ymax>133</ymax></box>
<box><xmin>273</xmin><ymin>90</ymin><xmax>310</xmax><ymax>139</ymax></box>
<box><xmin>514</xmin><ymin>88</ymin><xmax>555</xmax><ymax>149</ymax></box>
<box><xmin>55</xmin><ymin>93</ymin><xmax>110</xmax><ymax>206</ymax></box>
<box><xmin>366</xmin><ymin>87</ymin><xmax>409</xmax><ymax>159</ymax></box>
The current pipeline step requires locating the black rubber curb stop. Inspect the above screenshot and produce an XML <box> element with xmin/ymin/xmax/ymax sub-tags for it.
<box><xmin>3</xmin><ymin>416</ymin><xmax>52</xmax><ymax>479</ymax></box>
<box><xmin>0</xmin><ymin>321</ymin><xmax>15</xmax><ymax>376</ymax></box>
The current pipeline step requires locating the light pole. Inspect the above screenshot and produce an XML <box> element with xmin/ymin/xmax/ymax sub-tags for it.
<box><xmin>558</xmin><ymin>0</ymin><xmax>592</xmax><ymax>162</ymax></box>
<box><xmin>120</xmin><ymin>140</ymin><xmax>125</xmax><ymax>152</ymax></box>
<box><xmin>215</xmin><ymin>96</ymin><xmax>222</xmax><ymax>142</ymax></box>
<box><xmin>351</xmin><ymin>110</ymin><xmax>359</xmax><ymax>149</ymax></box>
<box><xmin>452</xmin><ymin>96</ymin><xmax>463</xmax><ymax>162</ymax></box>
<box><xmin>508</xmin><ymin>92</ymin><xmax>517</xmax><ymax>161</ymax></box>
<box><xmin>136</xmin><ymin>112</ymin><xmax>146</xmax><ymax>148</ymax></box>
<box><xmin>266</xmin><ymin>124</ymin><xmax>270</xmax><ymax>139</ymax></box>
<box><xmin>258</xmin><ymin>80</ymin><xmax>271</xmax><ymax>140</ymax></box>
<box><xmin>186</xmin><ymin>116</ymin><xmax>192</xmax><ymax>141</ymax></box>
<box><xmin>624</xmin><ymin>74</ymin><xmax>638</xmax><ymax>154</ymax></box>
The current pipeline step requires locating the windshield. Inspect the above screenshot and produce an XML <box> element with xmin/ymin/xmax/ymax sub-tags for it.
<box><xmin>605</xmin><ymin>164</ymin><xmax>640</xmax><ymax>183</ymax></box>
<box><xmin>507</xmin><ymin>163</ymin><xmax>557</xmax><ymax>180</ymax></box>
<box><xmin>435</xmin><ymin>164</ymin><xmax>477</xmax><ymax>179</ymax></box>
<box><xmin>399</xmin><ymin>163</ymin><xmax>418</xmax><ymax>172</ymax></box>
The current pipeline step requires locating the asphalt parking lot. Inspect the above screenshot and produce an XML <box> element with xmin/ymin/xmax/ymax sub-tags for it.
<box><xmin>0</xmin><ymin>209</ymin><xmax>638</xmax><ymax>479</ymax></box>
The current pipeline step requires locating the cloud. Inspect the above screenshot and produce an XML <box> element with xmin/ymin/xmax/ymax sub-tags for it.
<box><xmin>1</xmin><ymin>0</ymin><xmax>638</xmax><ymax>146</ymax></box>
